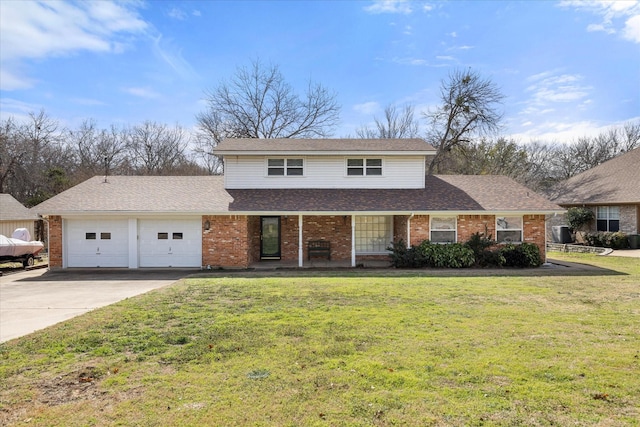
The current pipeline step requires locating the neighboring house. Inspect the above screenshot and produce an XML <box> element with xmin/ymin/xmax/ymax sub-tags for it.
<box><xmin>0</xmin><ymin>194</ymin><xmax>39</xmax><ymax>239</ymax></box>
<box><xmin>33</xmin><ymin>138</ymin><xmax>563</xmax><ymax>269</ymax></box>
<box><xmin>550</xmin><ymin>147</ymin><xmax>640</xmax><ymax>235</ymax></box>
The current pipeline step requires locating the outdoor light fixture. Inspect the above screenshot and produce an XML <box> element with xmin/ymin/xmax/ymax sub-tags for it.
<box><xmin>204</xmin><ymin>220</ymin><xmax>210</xmax><ymax>231</ymax></box>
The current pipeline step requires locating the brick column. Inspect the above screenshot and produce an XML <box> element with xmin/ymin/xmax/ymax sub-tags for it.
<box><xmin>48</xmin><ymin>215</ymin><xmax>63</xmax><ymax>268</ymax></box>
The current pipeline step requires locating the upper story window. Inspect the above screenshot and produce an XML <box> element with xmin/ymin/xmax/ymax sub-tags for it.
<box><xmin>430</xmin><ymin>216</ymin><xmax>457</xmax><ymax>243</ymax></box>
<box><xmin>267</xmin><ymin>158</ymin><xmax>304</xmax><ymax>176</ymax></box>
<box><xmin>597</xmin><ymin>206</ymin><xmax>620</xmax><ymax>232</ymax></box>
<box><xmin>496</xmin><ymin>216</ymin><xmax>523</xmax><ymax>243</ymax></box>
<box><xmin>347</xmin><ymin>158</ymin><xmax>382</xmax><ymax>176</ymax></box>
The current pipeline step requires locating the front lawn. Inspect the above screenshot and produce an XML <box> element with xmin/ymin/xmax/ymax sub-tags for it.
<box><xmin>1</xmin><ymin>253</ymin><xmax>638</xmax><ymax>426</ymax></box>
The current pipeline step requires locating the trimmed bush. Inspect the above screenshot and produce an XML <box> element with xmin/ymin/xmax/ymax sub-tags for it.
<box><xmin>387</xmin><ymin>240</ymin><xmax>475</xmax><ymax>268</ymax></box>
<box><xmin>499</xmin><ymin>243</ymin><xmax>542</xmax><ymax>268</ymax></box>
<box><xmin>584</xmin><ymin>232</ymin><xmax>629</xmax><ymax>249</ymax></box>
<box><xmin>418</xmin><ymin>241</ymin><xmax>475</xmax><ymax>268</ymax></box>
<box><xmin>388</xmin><ymin>238</ymin><xmax>542</xmax><ymax>269</ymax></box>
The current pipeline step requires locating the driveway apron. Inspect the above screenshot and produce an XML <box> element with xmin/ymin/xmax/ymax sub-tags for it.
<box><xmin>0</xmin><ymin>269</ymin><xmax>190</xmax><ymax>343</ymax></box>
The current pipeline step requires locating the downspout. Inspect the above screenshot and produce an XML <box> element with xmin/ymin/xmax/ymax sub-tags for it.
<box><xmin>407</xmin><ymin>213</ymin><xmax>415</xmax><ymax>248</ymax></box>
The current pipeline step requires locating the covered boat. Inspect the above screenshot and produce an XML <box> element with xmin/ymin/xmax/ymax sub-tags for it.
<box><xmin>0</xmin><ymin>228</ymin><xmax>44</xmax><ymax>259</ymax></box>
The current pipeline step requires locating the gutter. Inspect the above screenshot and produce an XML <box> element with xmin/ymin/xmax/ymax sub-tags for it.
<box><xmin>407</xmin><ymin>213</ymin><xmax>414</xmax><ymax>248</ymax></box>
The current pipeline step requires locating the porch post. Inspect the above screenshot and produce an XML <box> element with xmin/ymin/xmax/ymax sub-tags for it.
<box><xmin>351</xmin><ymin>215</ymin><xmax>356</xmax><ymax>267</ymax></box>
<box><xmin>298</xmin><ymin>214</ymin><xmax>303</xmax><ymax>267</ymax></box>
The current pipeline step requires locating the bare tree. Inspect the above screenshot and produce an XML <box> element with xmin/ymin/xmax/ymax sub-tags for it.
<box><xmin>127</xmin><ymin>121</ymin><xmax>189</xmax><ymax>175</ymax></box>
<box><xmin>425</xmin><ymin>69</ymin><xmax>504</xmax><ymax>174</ymax></box>
<box><xmin>197</xmin><ymin>59</ymin><xmax>340</xmax><ymax>141</ymax></box>
<box><xmin>70</xmin><ymin>120</ymin><xmax>128</xmax><ymax>180</ymax></box>
<box><xmin>448</xmin><ymin>137</ymin><xmax>528</xmax><ymax>178</ymax></box>
<box><xmin>356</xmin><ymin>104</ymin><xmax>419</xmax><ymax>139</ymax></box>
<box><xmin>0</xmin><ymin>117</ymin><xmax>24</xmax><ymax>193</ymax></box>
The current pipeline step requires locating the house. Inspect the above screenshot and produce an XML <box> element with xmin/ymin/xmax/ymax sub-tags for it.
<box><xmin>33</xmin><ymin>138</ymin><xmax>563</xmax><ymax>269</ymax></box>
<box><xmin>550</xmin><ymin>147</ymin><xmax>640</xmax><ymax>235</ymax></box>
<box><xmin>0</xmin><ymin>194</ymin><xmax>40</xmax><ymax>239</ymax></box>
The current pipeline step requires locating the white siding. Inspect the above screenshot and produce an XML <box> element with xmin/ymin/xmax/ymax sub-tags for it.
<box><xmin>0</xmin><ymin>221</ymin><xmax>35</xmax><ymax>239</ymax></box>
<box><xmin>224</xmin><ymin>155</ymin><xmax>425</xmax><ymax>189</ymax></box>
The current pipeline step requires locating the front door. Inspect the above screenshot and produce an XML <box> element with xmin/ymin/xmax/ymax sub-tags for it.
<box><xmin>261</xmin><ymin>216</ymin><xmax>281</xmax><ymax>259</ymax></box>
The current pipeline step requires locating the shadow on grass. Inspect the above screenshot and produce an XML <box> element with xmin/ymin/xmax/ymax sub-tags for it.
<box><xmin>14</xmin><ymin>259</ymin><xmax>627</xmax><ymax>283</ymax></box>
<box><xmin>189</xmin><ymin>261</ymin><xmax>625</xmax><ymax>279</ymax></box>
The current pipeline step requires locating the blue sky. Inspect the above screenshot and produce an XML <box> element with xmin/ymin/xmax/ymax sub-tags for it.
<box><xmin>1</xmin><ymin>0</ymin><xmax>639</xmax><ymax>143</ymax></box>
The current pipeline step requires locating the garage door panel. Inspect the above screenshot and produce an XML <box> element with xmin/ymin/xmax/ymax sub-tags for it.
<box><xmin>66</xmin><ymin>220</ymin><xmax>129</xmax><ymax>267</ymax></box>
<box><xmin>139</xmin><ymin>220</ymin><xmax>201</xmax><ymax>267</ymax></box>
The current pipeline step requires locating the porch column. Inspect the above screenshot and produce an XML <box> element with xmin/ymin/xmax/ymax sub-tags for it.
<box><xmin>351</xmin><ymin>215</ymin><xmax>356</xmax><ymax>267</ymax></box>
<box><xmin>298</xmin><ymin>214</ymin><xmax>303</xmax><ymax>267</ymax></box>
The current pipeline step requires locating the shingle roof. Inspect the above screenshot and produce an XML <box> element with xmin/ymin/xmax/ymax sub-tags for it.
<box><xmin>33</xmin><ymin>176</ymin><xmax>233</xmax><ymax>214</ymax></box>
<box><xmin>227</xmin><ymin>175</ymin><xmax>561</xmax><ymax>213</ymax></box>
<box><xmin>33</xmin><ymin>175</ymin><xmax>561</xmax><ymax>215</ymax></box>
<box><xmin>214</xmin><ymin>138</ymin><xmax>435</xmax><ymax>154</ymax></box>
<box><xmin>551</xmin><ymin>148</ymin><xmax>640</xmax><ymax>205</ymax></box>
<box><xmin>0</xmin><ymin>194</ymin><xmax>38</xmax><ymax>221</ymax></box>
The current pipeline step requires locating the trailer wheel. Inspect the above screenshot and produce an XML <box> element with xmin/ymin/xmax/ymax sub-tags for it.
<box><xmin>23</xmin><ymin>255</ymin><xmax>35</xmax><ymax>268</ymax></box>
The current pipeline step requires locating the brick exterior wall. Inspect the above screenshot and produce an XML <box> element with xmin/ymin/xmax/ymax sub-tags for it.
<box><xmin>457</xmin><ymin>214</ymin><xmax>496</xmax><ymax>242</ymax></box>
<box><xmin>48</xmin><ymin>215</ymin><xmax>63</xmax><ymax>268</ymax></box>
<box><xmin>202</xmin><ymin>215</ymin><xmax>251</xmax><ymax>268</ymax></box>
<box><xmin>620</xmin><ymin>204</ymin><xmax>639</xmax><ymax>234</ymax></box>
<box><xmin>408</xmin><ymin>214</ymin><xmax>430</xmax><ymax>246</ymax></box>
<box><xmin>523</xmin><ymin>214</ymin><xmax>547</xmax><ymax>259</ymax></box>
<box><xmin>300</xmin><ymin>215</ymin><xmax>352</xmax><ymax>261</ymax></box>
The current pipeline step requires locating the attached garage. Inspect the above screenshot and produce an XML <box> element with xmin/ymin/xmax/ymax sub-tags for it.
<box><xmin>138</xmin><ymin>218</ymin><xmax>202</xmax><ymax>267</ymax></box>
<box><xmin>65</xmin><ymin>219</ymin><xmax>129</xmax><ymax>267</ymax></box>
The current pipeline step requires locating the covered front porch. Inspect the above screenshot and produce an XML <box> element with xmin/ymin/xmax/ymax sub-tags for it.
<box><xmin>248</xmin><ymin>214</ymin><xmax>406</xmax><ymax>268</ymax></box>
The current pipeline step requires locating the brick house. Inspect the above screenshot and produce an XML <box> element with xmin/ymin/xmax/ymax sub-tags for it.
<box><xmin>550</xmin><ymin>147</ymin><xmax>640</xmax><ymax>235</ymax></box>
<box><xmin>33</xmin><ymin>138</ymin><xmax>562</xmax><ymax>269</ymax></box>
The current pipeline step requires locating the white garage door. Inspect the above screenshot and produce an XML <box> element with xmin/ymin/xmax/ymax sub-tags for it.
<box><xmin>66</xmin><ymin>219</ymin><xmax>129</xmax><ymax>267</ymax></box>
<box><xmin>138</xmin><ymin>219</ymin><xmax>202</xmax><ymax>267</ymax></box>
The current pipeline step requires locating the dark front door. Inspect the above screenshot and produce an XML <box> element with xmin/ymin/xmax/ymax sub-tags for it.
<box><xmin>260</xmin><ymin>216</ymin><xmax>281</xmax><ymax>259</ymax></box>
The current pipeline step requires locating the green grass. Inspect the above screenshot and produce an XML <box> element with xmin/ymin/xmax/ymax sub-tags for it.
<box><xmin>1</xmin><ymin>252</ymin><xmax>639</xmax><ymax>426</ymax></box>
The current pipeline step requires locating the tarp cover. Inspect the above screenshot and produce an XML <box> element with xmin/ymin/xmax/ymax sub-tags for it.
<box><xmin>0</xmin><ymin>234</ymin><xmax>44</xmax><ymax>258</ymax></box>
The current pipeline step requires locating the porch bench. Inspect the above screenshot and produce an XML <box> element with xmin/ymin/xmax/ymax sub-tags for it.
<box><xmin>308</xmin><ymin>240</ymin><xmax>331</xmax><ymax>260</ymax></box>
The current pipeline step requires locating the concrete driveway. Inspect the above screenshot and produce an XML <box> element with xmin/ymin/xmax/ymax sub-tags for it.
<box><xmin>0</xmin><ymin>268</ymin><xmax>192</xmax><ymax>343</ymax></box>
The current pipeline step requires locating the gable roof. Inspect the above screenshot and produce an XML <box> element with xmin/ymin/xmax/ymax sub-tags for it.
<box><xmin>33</xmin><ymin>176</ymin><xmax>232</xmax><ymax>215</ymax></box>
<box><xmin>0</xmin><ymin>194</ymin><xmax>38</xmax><ymax>221</ymax></box>
<box><xmin>33</xmin><ymin>175</ymin><xmax>561</xmax><ymax>216</ymax></box>
<box><xmin>551</xmin><ymin>148</ymin><xmax>640</xmax><ymax>205</ymax></box>
<box><xmin>214</xmin><ymin>138</ymin><xmax>436</xmax><ymax>155</ymax></box>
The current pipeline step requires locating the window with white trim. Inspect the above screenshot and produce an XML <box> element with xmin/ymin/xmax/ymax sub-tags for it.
<box><xmin>430</xmin><ymin>216</ymin><xmax>457</xmax><ymax>243</ymax></box>
<box><xmin>355</xmin><ymin>216</ymin><xmax>392</xmax><ymax>253</ymax></box>
<box><xmin>267</xmin><ymin>158</ymin><xmax>304</xmax><ymax>176</ymax></box>
<box><xmin>496</xmin><ymin>216</ymin><xmax>523</xmax><ymax>243</ymax></box>
<box><xmin>597</xmin><ymin>206</ymin><xmax>620</xmax><ymax>232</ymax></box>
<box><xmin>347</xmin><ymin>158</ymin><xmax>382</xmax><ymax>176</ymax></box>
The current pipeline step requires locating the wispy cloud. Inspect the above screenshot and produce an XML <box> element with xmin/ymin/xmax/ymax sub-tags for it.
<box><xmin>151</xmin><ymin>35</ymin><xmax>199</xmax><ymax>80</ymax></box>
<box><xmin>167</xmin><ymin>8</ymin><xmax>187</xmax><ymax>21</ymax></box>
<box><xmin>123</xmin><ymin>87</ymin><xmax>161</xmax><ymax>99</ymax></box>
<box><xmin>559</xmin><ymin>0</ymin><xmax>640</xmax><ymax>43</ymax></box>
<box><xmin>364</xmin><ymin>0</ymin><xmax>414</xmax><ymax>15</ymax></box>
<box><xmin>71</xmin><ymin>97</ymin><xmax>107</xmax><ymax>106</ymax></box>
<box><xmin>0</xmin><ymin>1</ymin><xmax>147</xmax><ymax>91</ymax></box>
<box><xmin>353</xmin><ymin>101</ymin><xmax>380</xmax><ymax>115</ymax></box>
<box><xmin>524</xmin><ymin>71</ymin><xmax>591</xmax><ymax>109</ymax></box>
